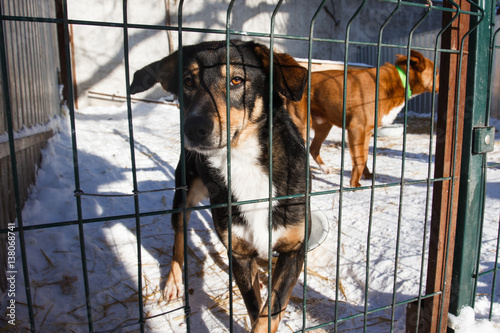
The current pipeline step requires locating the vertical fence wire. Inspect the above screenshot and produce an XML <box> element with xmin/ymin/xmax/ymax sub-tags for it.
<box><xmin>60</xmin><ymin>0</ymin><xmax>94</xmax><ymax>331</ymax></box>
<box><xmin>304</xmin><ymin>3</ymin><xmax>328</xmax><ymax>331</ymax></box>
<box><xmin>389</xmin><ymin>8</ymin><xmax>433</xmax><ymax>331</ymax></box>
<box><xmin>122</xmin><ymin>1</ymin><xmax>145</xmax><ymax>331</ymax></box>
<box><xmin>224</xmin><ymin>1</ymin><xmax>236</xmax><ymax>330</ymax></box>
<box><xmin>175</xmin><ymin>1</ymin><xmax>193</xmax><ymax>331</ymax></box>
<box><xmin>336</xmin><ymin>2</ymin><xmax>367</xmax><ymax>331</ymax></box>
<box><xmin>267</xmin><ymin>3</ymin><xmax>284</xmax><ymax>331</ymax></box>
<box><xmin>365</xmin><ymin>2</ymin><xmax>401</xmax><ymax>331</ymax></box>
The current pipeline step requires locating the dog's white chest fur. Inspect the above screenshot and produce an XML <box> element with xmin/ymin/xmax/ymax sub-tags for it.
<box><xmin>381</xmin><ymin>102</ymin><xmax>405</xmax><ymax>126</ymax></box>
<box><xmin>207</xmin><ymin>137</ymin><xmax>283</xmax><ymax>258</ymax></box>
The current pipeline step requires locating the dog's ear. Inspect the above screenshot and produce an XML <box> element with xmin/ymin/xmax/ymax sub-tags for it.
<box><xmin>130</xmin><ymin>52</ymin><xmax>179</xmax><ymax>95</ymax></box>
<box><xmin>395</xmin><ymin>50</ymin><xmax>426</xmax><ymax>72</ymax></box>
<box><xmin>254</xmin><ymin>44</ymin><xmax>308</xmax><ymax>102</ymax></box>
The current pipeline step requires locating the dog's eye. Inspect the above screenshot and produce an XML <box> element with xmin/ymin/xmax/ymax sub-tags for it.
<box><xmin>230</xmin><ymin>77</ymin><xmax>244</xmax><ymax>86</ymax></box>
<box><xmin>184</xmin><ymin>77</ymin><xmax>194</xmax><ymax>88</ymax></box>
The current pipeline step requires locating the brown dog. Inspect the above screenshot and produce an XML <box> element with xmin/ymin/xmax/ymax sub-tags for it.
<box><xmin>288</xmin><ymin>50</ymin><xmax>439</xmax><ymax>187</ymax></box>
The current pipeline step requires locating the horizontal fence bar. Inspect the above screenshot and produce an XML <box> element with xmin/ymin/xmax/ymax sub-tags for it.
<box><xmin>0</xmin><ymin>15</ymin><xmax>470</xmax><ymax>57</ymax></box>
<box><xmin>0</xmin><ymin>175</ymin><xmax>455</xmax><ymax>235</ymax></box>
<box><xmin>478</xmin><ymin>265</ymin><xmax>500</xmax><ymax>277</ymax></box>
<box><xmin>1</xmin><ymin>2</ymin><xmax>481</xmax><ymax>26</ymax></box>
<box><xmin>117</xmin><ymin>289</ymin><xmax>447</xmax><ymax>333</ymax></box>
<box><xmin>298</xmin><ymin>291</ymin><xmax>444</xmax><ymax>333</ymax></box>
<box><xmin>73</xmin><ymin>186</ymin><xmax>186</xmax><ymax>198</ymax></box>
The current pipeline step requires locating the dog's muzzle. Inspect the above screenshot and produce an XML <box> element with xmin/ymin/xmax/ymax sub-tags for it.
<box><xmin>184</xmin><ymin>115</ymin><xmax>215</xmax><ymax>151</ymax></box>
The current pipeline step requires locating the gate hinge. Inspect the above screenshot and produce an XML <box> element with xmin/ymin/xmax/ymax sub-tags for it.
<box><xmin>472</xmin><ymin>126</ymin><xmax>495</xmax><ymax>154</ymax></box>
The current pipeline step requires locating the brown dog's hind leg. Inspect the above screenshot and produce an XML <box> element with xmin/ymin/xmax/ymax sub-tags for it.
<box><xmin>363</xmin><ymin>165</ymin><xmax>373</xmax><ymax>180</ymax></box>
<box><xmin>310</xmin><ymin>120</ymin><xmax>334</xmax><ymax>174</ymax></box>
<box><xmin>361</xmin><ymin>131</ymin><xmax>373</xmax><ymax>180</ymax></box>
<box><xmin>350</xmin><ymin>161</ymin><xmax>366</xmax><ymax>188</ymax></box>
<box><xmin>347</xmin><ymin>127</ymin><xmax>368</xmax><ymax>188</ymax></box>
<box><xmin>251</xmin><ymin>248</ymin><xmax>305</xmax><ymax>333</ymax></box>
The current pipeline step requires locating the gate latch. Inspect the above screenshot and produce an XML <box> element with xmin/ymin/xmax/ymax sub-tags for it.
<box><xmin>472</xmin><ymin>126</ymin><xmax>495</xmax><ymax>154</ymax></box>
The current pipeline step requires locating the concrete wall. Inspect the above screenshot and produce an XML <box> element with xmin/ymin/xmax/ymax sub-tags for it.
<box><xmin>67</xmin><ymin>0</ymin><xmax>442</xmax><ymax>107</ymax></box>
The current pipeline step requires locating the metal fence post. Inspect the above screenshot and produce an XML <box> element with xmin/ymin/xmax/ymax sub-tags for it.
<box><xmin>449</xmin><ymin>0</ymin><xmax>493</xmax><ymax>317</ymax></box>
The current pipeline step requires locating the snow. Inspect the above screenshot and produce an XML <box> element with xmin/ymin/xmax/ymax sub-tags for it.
<box><xmin>2</xmin><ymin>101</ymin><xmax>499</xmax><ymax>332</ymax></box>
<box><xmin>448</xmin><ymin>307</ymin><xmax>500</xmax><ymax>333</ymax></box>
<box><xmin>0</xmin><ymin>114</ymin><xmax>65</xmax><ymax>144</ymax></box>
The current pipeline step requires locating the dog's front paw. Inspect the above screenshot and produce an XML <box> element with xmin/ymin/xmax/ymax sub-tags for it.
<box><xmin>320</xmin><ymin>165</ymin><xmax>335</xmax><ymax>174</ymax></box>
<box><xmin>163</xmin><ymin>269</ymin><xmax>184</xmax><ymax>301</ymax></box>
<box><xmin>251</xmin><ymin>314</ymin><xmax>281</xmax><ymax>333</ymax></box>
<box><xmin>163</xmin><ymin>280</ymin><xmax>183</xmax><ymax>301</ymax></box>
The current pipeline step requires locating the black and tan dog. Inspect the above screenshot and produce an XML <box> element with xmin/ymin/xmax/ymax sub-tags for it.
<box><xmin>130</xmin><ymin>40</ymin><xmax>309</xmax><ymax>332</ymax></box>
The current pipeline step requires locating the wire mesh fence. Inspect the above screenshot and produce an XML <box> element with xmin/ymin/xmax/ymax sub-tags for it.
<box><xmin>0</xmin><ymin>0</ymin><xmax>499</xmax><ymax>332</ymax></box>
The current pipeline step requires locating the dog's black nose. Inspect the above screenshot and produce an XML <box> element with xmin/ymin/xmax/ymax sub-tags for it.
<box><xmin>184</xmin><ymin>116</ymin><xmax>213</xmax><ymax>144</ymax></box>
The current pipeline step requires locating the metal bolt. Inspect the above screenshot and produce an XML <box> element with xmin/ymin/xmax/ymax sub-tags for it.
<box><xmin>485</xmin><ymin>134</ymin><xmax>491</xmax><ymax>145</ymax></box>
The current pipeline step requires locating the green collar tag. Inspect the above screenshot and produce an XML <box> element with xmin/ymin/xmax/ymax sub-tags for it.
<box><xmin>396</xmin><ymin>65</ymin><xmax>412</xmax><ymax>100</ymax></box>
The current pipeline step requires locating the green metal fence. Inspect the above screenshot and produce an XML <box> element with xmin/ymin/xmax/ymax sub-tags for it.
<box><xmin>0</xmin><ymin>0</ymin><xmax>499</xmax><ymax>332</ymax></box>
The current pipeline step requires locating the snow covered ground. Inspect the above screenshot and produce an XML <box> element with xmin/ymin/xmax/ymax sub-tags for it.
<box><xmin>2</xmin><ymin>101</ymin><xmax>499</xmax><ymax>332</ymax></box>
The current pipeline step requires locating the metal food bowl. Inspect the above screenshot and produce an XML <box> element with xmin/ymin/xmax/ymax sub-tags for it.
<box><xmin>269</xmin><ymin>208</ymin><xmax>329</xmax><ymax>258</ymax></box>
<box><xmin>377</xmin><ymin>124</ymin><xmax>405</xmax><ymax>137</ymax></box>
<box><xmin>307</xmin><ymin>208</ymin><xmax>329</xmax><ymax>252</ymax></box>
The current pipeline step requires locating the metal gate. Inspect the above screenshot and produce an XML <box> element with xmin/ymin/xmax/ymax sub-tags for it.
<box><xmin>0</xmin><ymin>0</ymin><xmax>499</xmax><ymax>332</ymax></box>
